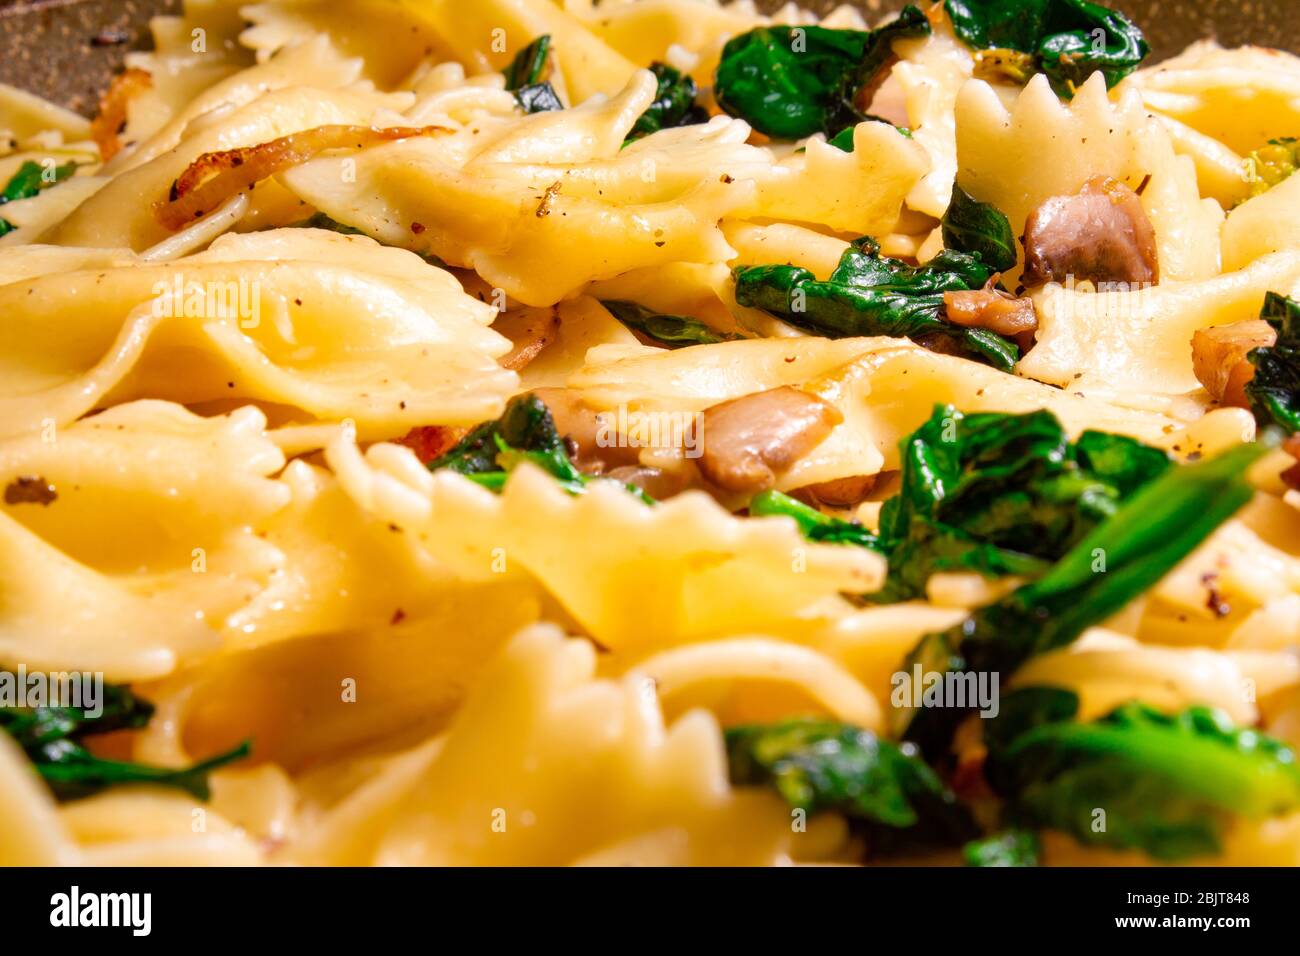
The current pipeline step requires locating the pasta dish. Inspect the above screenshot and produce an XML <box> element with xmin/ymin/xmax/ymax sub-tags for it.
<box><xmin>2</xmin><ymin>0</ymin><xmax>1300</xmax><ymax>867</ymax></box>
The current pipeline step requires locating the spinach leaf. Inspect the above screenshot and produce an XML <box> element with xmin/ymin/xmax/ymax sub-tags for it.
<box><xmin>601</xmin><ymin>300</ymin><xmax>739</xmax><ymax>347</ymax></box>
<box><xmin>871</xmin><ymin>405</ymin><xmax>1169</xmax><ymax>603</ymax></box>
<box><xmin>0</xmin><ymin>160</ymin><xmax>77</xmax><ymax>237</ymax></box>
<box><xmin>984</xmin><ymin>687</ymin><xmax>1300</xmax><ymax>860</ymax></box>
<box><xmin>429</xmin><ymin>393</ymin><xmax>653</xmax><ymax>503</ymax></box>
<box><xmin>503</xmin><ymin>34</ymin><xmax>564</xmax><ymax>114</ymax></box>
<box><xmin>944</xmin><ymin>0</ymin><xmax>1149</xmax><ymax>97</ymax></box>
<box><xmin>749</xmin><ymin>489</ymin><xmax>883</xmax><ymax>550</ymax></box>
<box><xmin>940</xmin><ymin>184</ymin><xmax>1018</xmax><ymax>274</ymax></box>
<box><xmin>898</xmin><ymin>439</ymin><xmax>1267</xmax><ymax>759</ymax></box>
<box><xmin>714</xmin><ymin>6</ymin><xmax>930</xmax><ymax>140</ymax></box>
<box><xmin>962</xmin><ymin>829</ymin><xmax>1040</xmax><ymax>866</ymax></box>
<box><xmin>1</xmin><ymin>677</ymin><xmax>249</xmax><ymax>801</ymax></box>
<box><xmin>626</xmin><ymin>63</ymin><xmax>709</xmax><ymax>142</ymax></box>
<box><xmin>1245</xmin><ymin>291</ymin><xmax>1300</xmax><ymax>434</ymax></box>
<box><xmin>732</xmin><ymin>237</ymin><xmax>1019</xmax><ymax>371</ymax></box>
<box><xmin>725</xmin><ymin>717</ymin><xmax>978</xmax><ymax>857</ymax></box>
<box><xmin>503</xmin><ymin>34</ymin><xmax>552</xmax><ymax>88</ymax></box>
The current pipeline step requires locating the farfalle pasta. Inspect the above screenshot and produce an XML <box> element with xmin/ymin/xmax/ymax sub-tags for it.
<box><xmin>1</xmin><ymin>0</ymin><xmax>1299</xmax><ymax>872</ymax></box>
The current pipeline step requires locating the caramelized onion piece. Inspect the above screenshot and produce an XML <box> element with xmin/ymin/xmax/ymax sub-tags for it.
<box><xmin>494</xmin><ymin>306</ymin><xmax>560</xmax><ymax>371</ymax></box>
<box><xmin>943</xmin><ymin>287</ymin><xmax>1038</xmax><ymax>336</ymax></box>
<box><xmin>397</xmin><ymin>425</ymin><xmax>464</xmax><ymax>465</ymax></box>
<box><xmin>91</xmin><ymin>67</ymin><xmax>152</xmax><ymax>162</ymax></box>
<box><xmin>698</xmin><ymin>386</ymin><xmax>842</xmax><ymax>494</ymax></box>
<box><xmin>153</xmin><ymin>125</ymin><xmax>449</xmax><ymax>231</ymax></box>
<box><xmin>1021</xmin><ymin>176</ymin><xmax>1159</xmax><ymax>288</ymax></box>
<box><xmin>1191</xmin><ymin>319</ymin><xmax>1276</xmax><ymax>405</ymax></box>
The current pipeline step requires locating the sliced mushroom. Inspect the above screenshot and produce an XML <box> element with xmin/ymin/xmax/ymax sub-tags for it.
<box><xmin>1191</xmin><ymin>319</ymin><xmax>1276</xmax><ymax>405</ymax></box>
<box><xmin>943</xmin><ymin>287</ymin><xmax>1038</xmax><ymax>337</ymax></box>
<box><xmin>1021</xmin><ymin>176</ymin><xmax>1159</xmax><ymax>288</ymax></box>
<box><xmin>794</xmin><ymin>474</ymin><xmax>877</xmax><ymax>508</ymax></box>
<box><xmin>493</xmin><ymin>306</ymin><xmax>559</xmax><ymax>371</ymax></box>
<box><xmin>698</xmin><ymin>386</ymin><xmax>842</xmax><ymax>494</ymax></box>
<box><xmin>605</xmin><ymin>465</ymin><xmax>692</xmax><ymax>500</ymax></box>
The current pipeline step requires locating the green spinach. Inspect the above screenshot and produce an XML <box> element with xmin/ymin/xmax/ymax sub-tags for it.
<box><xmin>944</xmin><ymin>0</ymin><xmax>1149</xmax><ymax>97</ymax></box>
<box><xmin>732</xmin><ymin>237</ymin><xmax>1020</xmax><ymax>371</ymax></box>
<box><xmin>714</xmin><ymin>6</ymin><xmax>930</xmax><ymax>140</ymax></box>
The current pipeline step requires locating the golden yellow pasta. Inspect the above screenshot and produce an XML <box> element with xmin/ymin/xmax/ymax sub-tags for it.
<box><xmin>2</xmin><ymin>0</ymin><xmax>1299</xmax><ymax>873</ymax></box>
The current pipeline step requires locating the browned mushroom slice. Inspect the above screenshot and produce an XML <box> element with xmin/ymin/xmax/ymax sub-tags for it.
<box><xmin>794</xmin><ymin>474</ymin><xmax>877</xmax><ymax>508</ymax></box>
<box><xmin>1191</xmin><ymin>319</ymin><xmax>1277</xmax><ymax>405</ymax></box>
<box><xmin>493</xmin><ymin>306</ymin><xmax>559</xmax><ymax>371</ymax></box>
<box><xmin>698</xmin><ymin>387</ymin><xmax>843</xmax><ymax>494</ymax></box>
<box><xmin>943</xmin><ymin>287</ymin><xmax>1038</xmax><ymax>337</ymax></box>
<box><xmin>1021</xmin><ymin>176</ymin><xmax>1159</xmax><ymax>288</ymax></box>
<box><xmin>153</xmin><ymin>125</ymin><xmax>449</xmax><ymax>230</ymax></box>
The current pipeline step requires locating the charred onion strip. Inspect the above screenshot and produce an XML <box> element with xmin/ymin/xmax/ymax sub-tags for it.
<box><xmin>91</xmin><ymin>67</ymin><xmax>152</xmax><ymax>162</ymax></box>
<box><xmin>944</xmin><ymin>281</ymin><xmax>1038</xmax><ymax>337</ymax></box>
<box><xmin>153</xmin><ymin>125</ymin><xmax>450</xmax><ymax>231</ymax></box>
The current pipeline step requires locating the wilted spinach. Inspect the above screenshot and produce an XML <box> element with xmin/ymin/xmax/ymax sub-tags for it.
<box><xmin>0</xmin><ymin>160</ymin><xmax>77</xmax><ymax>237</ymax></box>
<box><xmin>944</xmin><ymin>0</ymin><xmax>1149</xmax><ymax>97</ymax></box>
<box><xmin>898</xmin><ymin>439</ymin><xmax>1267</xmax><ymax>758</ymax></box>
<box><xmin>625</xmin><ymin>63</ymin><xmax>709</xmax><ymax>142</ymax></box>
<box><xmin>429</xmin><ymin>393</ymin><xmax>652</xmax><ymax>502</ymax></box>
<box><xmin>503</xmin><ymin>34</ymin><xmax>564</xmax><ymax>113</ymax></box>
<box><xmin>1245</xmin><ymin>292</ymin><xmax>1300</xmax><ymax>434</ymax></box>
<box><xmin>1</xmin><ymin>678</ymin><xmax>249</xmax><ymax>801</ymax></box>
<box><xmin>983</xmin><ymin>687</ymin><xmax>1300</xmax><ymax>860</ymax></box>
<box><xmin>601</xmin><ymin>300</ymin><xmax>740</xmax><ymax>347</ymax></box>
<box><xmin>725</xmin><ymin>717</ymin><xmax>978</xmax><ymax>857</ymax></box>
<box><xmin>871</xmin><ymin>405</ymin><xmax>1170</xmax><ymax>603</ymax></box>
<box><xmin>714</xmin><ymin>6</ymin><xmax>930</xmax><ymax>140</ymax></box>
<box><xmin>940</xmin><ymin>184</ymin><xmax>1018</xmax><ymax>274</ymax></box>
<box><xmin>732</xmin><ymin>236</ymin><xmax>1020</xmax><ymax>371</ymax></box>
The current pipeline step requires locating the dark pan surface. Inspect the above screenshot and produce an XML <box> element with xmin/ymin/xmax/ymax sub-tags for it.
<box><xmin>0</xmin><ymin>0</ymin><xmax>1297</xmax><ymax>116</ymax></box>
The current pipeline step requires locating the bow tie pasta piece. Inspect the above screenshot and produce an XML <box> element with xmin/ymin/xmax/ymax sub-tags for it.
<box><xmin>1117</xmin><ymin>41</ymin><xmax>1300</xmax><ymax>158</ymax></box>
<box><xmin>1223</xmin><ymin>173</ymin><xmax>1300</xmax><ymax>274</ymax></box>
<box><xmin>954</xmin><ymin>72</ymin><xmax>1220</xmax><ymax>285</ymax></box>
<box><xmin>0</xmin><ymin>402</ymin><xmax>295</xmax><ymax>680</ymax></box>
<box><xmin>1022</xmin><ymin>249</ymin><xmax>1300</xmax><ymax>396</ymax></box>
<box><xmin>885</xmin><ymin>16</ymin><xmax>975</xmax><ymax>219</ymax></box>
<box><xmin>0</xmin><ymin>229</ymin><xmax>515</xmax><ymax>440</ymax></box>
<box><xmin>105</xmin><ymin>34</ymin><xmax>385</xmax><ymax>176</ymax></box>
<box><xmin>361</xmin><ymin>625</ymin><xmax>826</xmax><ymax>866</ymax></box>
<box><xmin>393</xmin><ymin>0</ymin><xmax>640</xmax><ymax>104</ymax></box>
<box><xmin>281</xmin><ymin>87</ymin><xmax>755</xmax><ymax>306</ymax></box>
<box><xmin>240</xmin><ymin>2</ymin><xmax>455</xmax><ymax>89</ymax></box>
<box><xmin>130</xmin><ymin>577</ymin><xmax>542</xmax><ymax>777</ymax></box>
<box><xmin>0</xmin><ymin>83</ymin><xmax>92</xmax><ymax>144</ymax></box>
<box><xmin>326</xmin><ymin>437</ymin><xmax>883</xmax><ymax>652</ymax></box>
